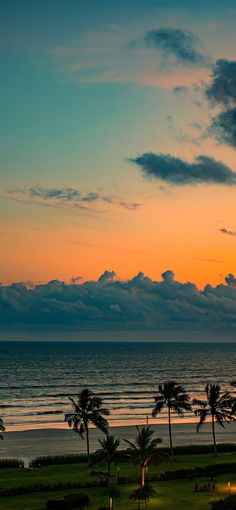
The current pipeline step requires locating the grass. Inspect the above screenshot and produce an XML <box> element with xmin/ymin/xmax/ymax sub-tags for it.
<box><xmin>0</xmin><ymin>452</ymin><xmax>236</xmax><ymax>509</ymax></box>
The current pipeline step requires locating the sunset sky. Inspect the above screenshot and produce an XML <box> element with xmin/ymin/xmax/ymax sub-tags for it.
<box><xmin>1</xmin><ymin>1</ymin><xmax>236</xmax><ymax>338</ymax></box>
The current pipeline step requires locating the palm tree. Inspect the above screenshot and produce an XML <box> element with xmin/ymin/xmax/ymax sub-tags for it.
<box><xmin>152</xmin><ymin>380</ymin><xmax>192</xmax><ymax>460</ymax></box>
<box><xmin>94</xmin><ymin>434</ymin><xmax>120</xmax><ymax>485</ymax></box>
<box><xmin>231</xmin><ymin>381</ymin><xmax>236</xmax><ymax>411</ymax></box>
<box><xmin>0</xmin><ymin>418</ymin><xmax>5</xmax><ymax>440</ymax></box>
<box><xmin>130</xmin><ymin>484</ymin><xmax>156</xmax><ymax>510</ymax></box>
<box><xmin>65</xmin><ymin>388</ymin><xmax>109</xmax><ymax>461</ymax></box>
<box><xmin>193</xmin><ymin>383</ymin><xmax>235</xmax><ymax>456</ymax></box>
<box><xmin>124</xmin><ymin>426</ymin><xmax>163</xmax><ymax>487</ymax></box>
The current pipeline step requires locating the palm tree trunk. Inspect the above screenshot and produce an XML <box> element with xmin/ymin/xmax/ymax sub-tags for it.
<box><xmin>85</xmin><ymin>424</ymin><xmax>90</xmax><ymax>461</ymax></box>
<box><xmin>168</xmin><ymin>406</ymin><xmax>174</xmax><ymax>460</ymax></box>
<box><xmin>211</xmin><ymin>414</ymin><xmax>218</xmax><ymax>457</ymax></box>
<box><xmin>108</xmin><ymin>461</ymin><xmax>111</xmax><ymax>486</ymax></box>
<box><xmin>141</xmin><ymin>464</ymin><xmax>145</xmax><ymax>487</ymax></box>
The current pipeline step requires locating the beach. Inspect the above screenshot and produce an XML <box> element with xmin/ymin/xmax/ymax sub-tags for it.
<box><xmin>1</xmin><ymin>421</ymin><xmax>236</xmax><ymax>461</ymax></box>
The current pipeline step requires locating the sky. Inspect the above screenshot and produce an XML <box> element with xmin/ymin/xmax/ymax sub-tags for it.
<box><xmin>1</xmin><ymin>0</ymin><xmax>236</xmax><ymax>339</ymax></box>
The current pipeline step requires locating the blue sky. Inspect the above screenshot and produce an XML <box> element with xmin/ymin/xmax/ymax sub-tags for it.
<box><xmin>1</xmin><ymin>1</ymin><xmax>236</xmax><ymax>338</ymax></box>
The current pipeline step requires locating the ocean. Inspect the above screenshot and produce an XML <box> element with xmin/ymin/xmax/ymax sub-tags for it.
<box><xmin>0</xmin><ymin>341</ymin><xmax>235</xmax><ymax>432</ymax></box>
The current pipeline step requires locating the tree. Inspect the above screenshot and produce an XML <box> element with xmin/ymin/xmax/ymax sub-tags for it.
<box><xmin>124</xmin><ymin>426</ymin><xmax>163</xmax><ymax>487</ymax></box>
<box><xmin>152</xmin><ymin>380</ymin><xmax>192</xmax><ymax>460</ymax></box>
<box><xmin>65</xmin><ymin>388</ymin><xmax>109</xmax><ymax>461</ymax></box>
<box><xmin>231</xmin><ymin>381</ymin><xmax>236</xmax><ymax>415</ymax></box>
<box><xmin>94</xmin><ymin>434</ymin><xmax>120</xmax><ymax>485</ymax></box>
<box><xmin>130</xmin><ymin>484</ymin><xmax>156</xmax><ymax>510</ymax></box>
<box><xmin>0</xmin><ymin>418</ymin><xmax>5</xmax><ymax>440</ymax></box>
<box><xmin>193</xmin><ymin>383</ymin><xmax>235</xmax><ymax>456</ymax></box>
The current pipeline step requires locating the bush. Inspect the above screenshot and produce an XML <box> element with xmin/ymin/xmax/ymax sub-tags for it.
<box><xmin>0</xmin><ymin>482</ymin><xmax>85</xmax><ymax>497</ymax></box>
<box><xmin>0</xmin><ymin>458</ymin><xmax>23</xmax><ymax>468</ymax></box>
<box><xmin>158</xmin><ymin>443</ymin><xmax>236</xmax><ymax>456</ymax></box>
<box><xmin>210</xmin><ymin>495</ymin><xmax>236</xmax><ymax>509</ymax></box>
<box><xmin>64</xmin><ymin>493</ymin><xmax>89</xmax><ymax>506</ymax></box>
<box><xmin>46</xmin><ymin>494</ymin><xmax>89</xmax><ymax>509</ymax></box>
<box><xmin>158</xmin><ymin>463</ymin><xmax>236</xmax><ymax>481</ymax></box>
<box><xmin>30</xmin><ymin>454</ymin><xmax>88</xmax><ymax>467</ymax></box>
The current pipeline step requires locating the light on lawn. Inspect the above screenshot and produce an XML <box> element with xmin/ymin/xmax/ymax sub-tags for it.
<box><xmin>228</xmin><ymin>481</ymin><xmax>231</xmax><ymax>495</ymax></box>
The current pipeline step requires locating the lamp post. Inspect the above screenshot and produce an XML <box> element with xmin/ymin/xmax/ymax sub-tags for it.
<box><xmin>228</xmin><ymin>481</ymin><xmax>231</xmax><ymax>495</ymax></box>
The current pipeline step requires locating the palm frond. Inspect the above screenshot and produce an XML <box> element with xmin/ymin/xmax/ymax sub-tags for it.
<box><xmin>194</xmin><ymin>409</ymin><xmax>209</xmax><ymax>432</ymax></box>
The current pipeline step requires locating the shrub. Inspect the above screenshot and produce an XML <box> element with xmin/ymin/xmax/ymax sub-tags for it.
<box><xmin>0</xmin><ymin>458</ymin><xmax>23</xmax><ymax>468</ymax></box>
<box><xmin>46</xmin><ymin>501</ymin><xmax>66</xmax><ymax>510</ymax></box>
<box><xmin>0</xmin><ymin>482</ymin><xmax>86</xmax><ymax>497</ymax></box>
<box><xmin>64</xmin><ymin>493</ymin><xmax>89</xmax><ymax>506</ymax></box>
<box><xmin>158</xmin><ymin>443</ymin><xmax>236</xmax><ymax>456</ymax></box>
<box><xmin>158</xmin><ymin>463</ymin><xmax>236</xmax><ymax>481</ymax></box>
<box><xmin>46</xmin><ymin>494</ymin><xmax>89</xmax><ymax>509</ymax></box>
<box><xmin>210</xmin><ymin>495</ymin><xmax>236</xmax><ymax>509</ymax></box>
<box><xmin>30</xmin><ymin>454</ymin><xmax>88</xmax><ymax>467</ymax></box>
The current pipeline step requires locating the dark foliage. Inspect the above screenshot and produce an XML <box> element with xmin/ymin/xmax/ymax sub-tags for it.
<box><xmin>46</xmin><ymin>493</ymin><xmax>89</xmax><ymax>509</ymax></box>
<box><xmin>210</xmin><ymin>495</ymin><xmax>236</xmax><ymax>510</ymax></box>
<box><xmin>0</xmin><ymin>458</ymin><xmax>23</xmax><ymax>468</ymax></box>
<box><xmin>0</xmin><ymin>481</ymin><xmax>105</xmax><ymax>497</ymax></box>
<box><xmin>30</xmin><ymin>454</ymin><xmax>89</xmax><ymax>467</ymax></box>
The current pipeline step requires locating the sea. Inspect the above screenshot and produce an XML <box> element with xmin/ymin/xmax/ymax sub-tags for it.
<box><xmin>0</xmin><ymin>341</ymin><xmax>235</xmax><ymax>432</ymax></box>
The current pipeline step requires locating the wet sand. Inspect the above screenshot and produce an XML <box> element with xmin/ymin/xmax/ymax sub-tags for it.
<box><xmin>0</xmin><ymin>421</ymin><xmax>235</xmax><ymax>462</ymax></box>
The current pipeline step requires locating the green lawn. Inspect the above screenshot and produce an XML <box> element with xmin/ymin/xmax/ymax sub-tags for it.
<box><xmin>0</xmin><ymin>452</ymin><xmax>235</xmax><ymax>509</ymax></box>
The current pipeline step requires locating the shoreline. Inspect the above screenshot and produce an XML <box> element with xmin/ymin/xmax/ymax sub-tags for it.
<box><xmin>1</xmin><ymin>422</ymin><xmax>236</xmax><ymax>461</ymax></box>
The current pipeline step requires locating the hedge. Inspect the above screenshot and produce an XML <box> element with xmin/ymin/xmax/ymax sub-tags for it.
<box><xmin>0</xmin><ymin>458</ymin><xmax>23</xmax><ymax>469</ymax></box>
<box><xmin>210</xmin><ymin>495</ymin><xmax>236</xmax><ymax>509</ymax></box>
<box><xmin>0</xmin><ymin>481</ymin><xmax>106</xmax><ymax>497</ymax></box>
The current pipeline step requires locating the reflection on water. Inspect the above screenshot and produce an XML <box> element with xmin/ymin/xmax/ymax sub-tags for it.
<box><xmin>0</xmin><ymin>341</ymin><xmax>235</xmax><ymax>430</ymax></box>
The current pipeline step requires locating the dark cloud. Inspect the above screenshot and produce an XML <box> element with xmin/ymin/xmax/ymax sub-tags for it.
<box><xmin>130</xmin><ymin>153</ymin><xmax>236</xmax><ymax>186</ymax></box>
<box><xmin>225</xmin><ymin>273</ymin><xmax>236</xmax><ymax>287</ymax></box>
<box><xmin>98</xmin><ymin>270</ymin><xmax>117</xmax><ymax>284</ymax></box>
<box><xmin>172</xmin><ymin>86</ymin><xmax>188</xmax><ymax>94</ymax></box>
<box><xmin>210</xmin><ymin>107</ymin><xmax>236</xmax><ymax>147</ymax></box>
<box><xmin>220</xmin><ymin>228</ymin><xmax>236</xmax><ymax>237</ymax></box>
<box><xmin>206</xmin><ymin>60</ymin><xmax>236</xmax><ymax>148</ymax></box>
<box><xmin>70</xmin><ymin>276</ymin><xmax>82</xmax><ymax>284</ymax></box>
<box><xmin>144</xmin><ymin>28</ymin><xmax>207</xmax><ymax>66</ymax></box>
<box><xmin>8</xmin><ymin>186</ymin><xmax>140</xmax><ymax>211</ymax></box>
<box><xmin>206</xmin><ymin>60</ymin><xmax>236</xmax><ymax>106</ymax></box>
<box><xmin>2</xmin><ymin>270</ymin><xmax>236</xmax><ymax>337</ymax></box>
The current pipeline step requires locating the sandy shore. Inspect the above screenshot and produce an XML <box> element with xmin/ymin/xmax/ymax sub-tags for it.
<box><xmin>0</xmin><ymin>422</ymin><xmax>235</xmax><ymax>461</ymax></box>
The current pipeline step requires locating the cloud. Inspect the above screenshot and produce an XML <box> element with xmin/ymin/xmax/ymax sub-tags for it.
<box><xmin>2</xmin><ymin>270</ymin><xmax>236</xmax><ymax>337</ymax></box>
<box><xmin>130</xmin><ymin>153</ymin><xmax>236</xmax><ymax>186</ymax></box>
<box><xmin>7</xmin><ymin>186</ymin><xmax>140</xmax><ymax>212</ymax></box>
<box><xmin>220</xmin><ymin>228</ymin><xmax>236</xmax><ymax>237</ymax></box>
<box><xmin>206</xmin><ymin>60</ymin><xmax>236</xmax><ymax>106</ymax></box>
<box><xmin>172</xmin><ymin>86</ymin><xmax>188</xmax><ymax>94</ymax></box>
<box><xmin>225</xmin><ymin>273</ymin><xmax>236</xmax><ymax>287</ymax></box>
<box><xmin>206</xmin><ymin>60</ymin><xmax>236</xmax><ymax>148</ymax></box>
<box><xmin>144</xmin><ymin>28</ymin><xmax>208</xmax><ymax>66</ymax></box>
<box><xmin>70</xmin><ymin>275</ymin><xmax>82</xmax><ymax>284</ymax></box>
<box><xmin>98</xmin><ymin>270</ymin><xmax>117</xmax><ymax>284</ymax></box>
<box><xmin>209</xmin><ymin>107</ymin><xmax>236</xmax><ymax>148</ymax></box>
<box><xmin>50</xmin><ymin>26</ymin><xmax>210</xmax><ymax>90</ymax></box>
